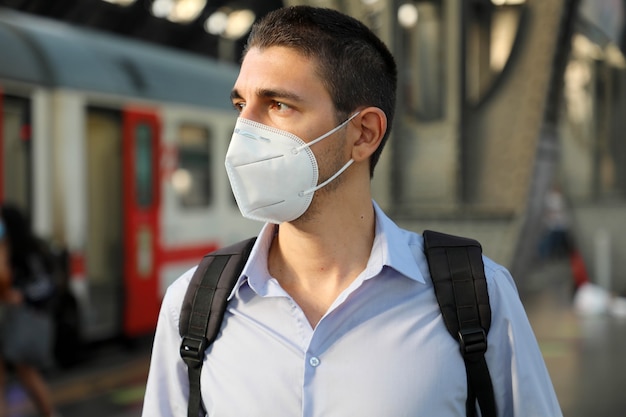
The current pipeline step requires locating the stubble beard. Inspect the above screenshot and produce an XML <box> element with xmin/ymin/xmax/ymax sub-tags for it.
<box><xmin>292</xmin><ymin>129</ymin><xmax>349</xmax><ymax>225</ymax></box>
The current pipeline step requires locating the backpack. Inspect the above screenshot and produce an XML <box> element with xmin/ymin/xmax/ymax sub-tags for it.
<box><xmin>179</xmin><ymin>230</ymin><xmax>496</xmax><ymax>417</ymax></box>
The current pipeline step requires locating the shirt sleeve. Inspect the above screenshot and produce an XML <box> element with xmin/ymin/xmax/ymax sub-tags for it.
<box><xmin>484</xmin><ymin>261</ymin><xmax>563</xmax><ymax>417</ymax></box>
<box><xmin>141</xmin><ymin>268</ymin><xmax>198</xmax><ymax>417</ymax></box>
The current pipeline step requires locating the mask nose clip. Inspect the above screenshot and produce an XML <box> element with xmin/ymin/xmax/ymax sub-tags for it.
<box><xmin>239</xmin><ymin>130</ymin><xmax>270</xmax><ymax>142</ymax></box>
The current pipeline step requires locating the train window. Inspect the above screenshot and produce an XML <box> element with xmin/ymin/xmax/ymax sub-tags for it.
<box><xmin>135</xmin><ymin>124</ymin><xmax>154</xmax><ymax>207</ymax></box>
<box><xmin>398</xmin><ymin>1</ymin><xmax>444</xmax><ymax>121</ymax></box>
<box><xmin>465</xmin><ymin>1</ymin><xmax>526</xmax><ymax>104</ymax></box>
<box><xmin>562</xmin><ymin>38</ymin><xmax>626</xmax><ymax>201</ymax></box>
<box><xmin>172</xmin><ymin>124</ymin><xmax>212</xmax><ymax>208</ymax></box>
<box><xmin>1</xmin><ymin>96</ymin><xmax>31</xmax><ymax>209</ymax></box>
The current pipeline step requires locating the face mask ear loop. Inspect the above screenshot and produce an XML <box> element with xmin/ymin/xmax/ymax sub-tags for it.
<box><xmin>300</xmin><ymin>159</ymin><xmax>354</xmax><ymax>196</ymax></box>
<box><xmin>294</xmin><ymin>112</ymin><xmax>360</xmax><ymax>153</ymax></box>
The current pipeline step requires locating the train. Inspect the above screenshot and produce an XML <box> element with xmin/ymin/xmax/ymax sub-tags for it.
<box><xmin>0</xmin><ymin>9</ymin><xmax>261</xmax><ymax>350</ymax></box>
<box><xmin>3</xmin><ymin>0</ymin><xmax>625</xmax><ymax>361</ymax></box>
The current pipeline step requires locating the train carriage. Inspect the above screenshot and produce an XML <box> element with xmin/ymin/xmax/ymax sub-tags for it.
<box><xmin>0</xmin><ymin>9</ymin><xmax>259</xmax><ymax>343</ymax></box>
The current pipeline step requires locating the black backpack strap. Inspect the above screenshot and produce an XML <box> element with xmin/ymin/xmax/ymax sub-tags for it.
<box><xmin>423</xmin><ymin>230</ymin><xmax>496</xmax><ymax>417</ymax></box>
<box><xmin>179</xmin><ymin>237</ymin><xmax>256</xmax><ymax>417</ymax></box>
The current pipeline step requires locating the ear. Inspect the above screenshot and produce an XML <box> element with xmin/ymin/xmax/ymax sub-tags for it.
<box><xmin>350</xmin><ymin>107</ymin><xmax>387</xmax><ymax>162</ymax></box>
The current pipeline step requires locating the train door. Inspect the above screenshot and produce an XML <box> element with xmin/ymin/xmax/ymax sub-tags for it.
<box><xmin>122</xmin><ymin>108</ymin><xmax>161</xmax><ymax>336</ymax></box>
<box><xmin>85</xmin><ymin>108</ymin><xmax>124</xmax><ymax>339</ymax></box>
<box><xmin>0</xmin><ymin>93</ymin><xmax>31</xmax><ymax>208</ymax></box>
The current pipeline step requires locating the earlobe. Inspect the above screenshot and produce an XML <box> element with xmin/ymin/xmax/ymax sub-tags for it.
<box><xmin>352</xmin><ymin>107</ymin><xmax>387</xmax><ymax>162</ymax></box>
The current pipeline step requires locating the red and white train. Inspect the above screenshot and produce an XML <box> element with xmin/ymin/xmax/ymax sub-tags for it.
<box><xmin>0</xmin><ymin>9</ymin><xmax>260</xmax><ymax>344</ymax></box>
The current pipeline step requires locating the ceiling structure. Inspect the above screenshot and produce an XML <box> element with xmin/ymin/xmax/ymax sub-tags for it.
<box><xmin>0</xmin><ymin>0</ymin><xmax>403</xmax><ymax>62</ymax></box>
<box><xmin>0</xmin><ymin>0</ymin><xmax>285</xmax><ymax>62</ymax></box>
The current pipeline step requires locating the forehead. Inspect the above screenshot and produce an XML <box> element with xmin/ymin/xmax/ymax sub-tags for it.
<box><xmin>234</xmin><ymin>46</ymin><xmax>329</xmax><ymax>99</ymax></box>
<box><xmin>241</xmin><ymin>45</ymin><xmax>315</xmax><ymax>72</ymax></box>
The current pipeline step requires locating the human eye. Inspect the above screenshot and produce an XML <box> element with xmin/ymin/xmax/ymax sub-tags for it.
<box><xmin>271</xmin><ymin>101</ymin><xmax>291</xmax><ymax>112</ymax></box>
<box><xmin>232</xmin><ymin>101</ymin><xmax>245</xmax><ymax>113</ymax></box>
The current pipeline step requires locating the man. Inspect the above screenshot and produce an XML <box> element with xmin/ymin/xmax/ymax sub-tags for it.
<box><xmin>142</xmin><ymin>6</ymin><xmax>562</xmax><ymax>416</ymax></box>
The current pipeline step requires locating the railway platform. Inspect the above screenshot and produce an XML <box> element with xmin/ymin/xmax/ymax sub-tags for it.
<box><xmin>5</xmin><ymin>258</ymin><xmax>626</xmax><ymax>417</ymax></box>
<box><xmin>521</xmin><ymin>258</ymin><xmax>626</xmax><ymax>417</ymax></box>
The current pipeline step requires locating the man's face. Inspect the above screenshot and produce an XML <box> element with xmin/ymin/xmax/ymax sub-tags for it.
<box><xmin>230</xmin><ymin>46</ymin><xmax>340</xmax><ymax>150</ymax></box>
<box><xmin>230</xmin><ymin>46</ymin><xmax>355</xmax><ymax>221</ymax></box>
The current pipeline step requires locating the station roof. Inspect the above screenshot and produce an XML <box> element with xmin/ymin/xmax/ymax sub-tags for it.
<box><xmin>0</xmin><ymin>8</ymin><xmax>239</xmax><ymax>109</ymax></box>
<box><xmin>0</xmin><ymin>0</ymin><xmax>284</xmax><ymax>61</ymax></box>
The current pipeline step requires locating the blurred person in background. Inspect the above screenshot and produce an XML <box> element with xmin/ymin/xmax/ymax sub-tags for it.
<box><xmin>0</xmin><ymin>204</ymin><xmax>59</xmax><ymax>417</ymax></box>
<box><xmin>539</xmin><ymin>183</ymin><xmax>572</xmax><ymax>259</ymax></box>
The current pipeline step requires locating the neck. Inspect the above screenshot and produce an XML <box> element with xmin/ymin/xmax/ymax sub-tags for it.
<box><xmin>268</xmin><ymin>181</ymin><xmax>375</xmax><ymax>327</ymax></box>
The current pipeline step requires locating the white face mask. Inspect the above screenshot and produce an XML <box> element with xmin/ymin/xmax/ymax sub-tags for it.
<box><xmin>225</xmin><ymin>113</ymin><xmax>359</xmax><ymax>224</ymax></box>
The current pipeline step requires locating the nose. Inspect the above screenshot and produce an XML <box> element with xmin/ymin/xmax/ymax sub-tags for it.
<box><xmin>236</xmin><ymin>99</ymin><xmax>263</xmax><ymax>122</ymax></box>
<box><xmin>238</xmin><ymin>106</ymin><xmax>255</xmax><ymax>121</ymax></box>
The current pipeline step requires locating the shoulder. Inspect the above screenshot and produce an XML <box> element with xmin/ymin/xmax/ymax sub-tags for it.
<box><xmin>159</xmin><ymin>266</ymin><xmax>198</xmax><ymax>326</ymax></box>
<box><xmin>482</xmin><ymin>256</ymin><xmax>520</xmax><ymax>298</ymax></box>
<box><xmin>481</xmin><ymin>256</ymin><xmax>532</xmax><ymax>326</ymax></box>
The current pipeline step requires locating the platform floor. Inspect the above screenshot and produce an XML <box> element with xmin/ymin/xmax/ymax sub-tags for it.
<box><xmin>522</xmin><ymin>259</ymin><xmax>626</xmax><ymax>417</ymax></box>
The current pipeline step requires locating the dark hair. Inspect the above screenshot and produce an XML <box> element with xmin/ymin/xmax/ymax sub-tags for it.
<box><xmin>245</xmin><ymin>6</ymin><xmax>397</xmax><ymax>177</ymax></box>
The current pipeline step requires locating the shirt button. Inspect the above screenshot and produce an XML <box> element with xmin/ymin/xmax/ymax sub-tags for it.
<box><xmin>309</xmin><ymin>357</ymin><xmax>320</xmax><ymax>367</ymax></box>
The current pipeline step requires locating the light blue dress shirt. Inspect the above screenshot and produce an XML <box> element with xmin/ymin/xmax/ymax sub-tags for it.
<box><xmin>142</xmin><ymin>201</ymin><xmax>562</xmax><ymax>417</ymax></box>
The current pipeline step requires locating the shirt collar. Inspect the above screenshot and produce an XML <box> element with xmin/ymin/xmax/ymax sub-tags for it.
<box><xmin>368</xmin><ymin>200</ymin><xmax>425</xmax><ymax>283</ymax></box>
<box><xmin>228</xmin><ymin>200</ymin><xmax>426</xmax><ymax>300</ymax></box>
<box><xmin>227</xmin><ymin>222</ymin><xmax>276</xmax><ymax>300</ymax></box>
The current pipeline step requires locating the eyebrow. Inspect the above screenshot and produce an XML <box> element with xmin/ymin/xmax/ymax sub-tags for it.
<box><xmin>230</xmin><ymin>88</ymin><xmax>306</xmax><ymax>104</ymax></box>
